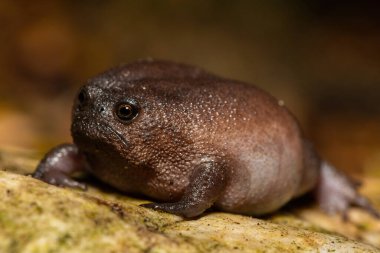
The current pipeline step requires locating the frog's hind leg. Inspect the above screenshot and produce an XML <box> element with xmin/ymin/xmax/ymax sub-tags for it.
<box><xmin>317</xmin><ymin>161</ymin><xmax>380</xmax><ymax>219</ymax></box>
<box><xmin>295</xmin><ymin>140</ymin><xmax>320</xmax><ymax>197</ymax></box>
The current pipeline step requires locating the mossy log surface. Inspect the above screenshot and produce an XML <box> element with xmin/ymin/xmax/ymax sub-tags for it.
<box><xmin>1</xmin><ymin>147</ymin><xmax>380</xmax><ymax>252</ymax></box>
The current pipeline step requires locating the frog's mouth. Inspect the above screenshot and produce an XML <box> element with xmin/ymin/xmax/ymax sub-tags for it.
<box><xmin>72</xmin><ymin>120</ymin><xmax>129</xmax><ymax>152</ymax></box>
<box><xmin>102</xmin><ymin>124</ymin><xmax>130</xmax><ymax>149</ymax></box>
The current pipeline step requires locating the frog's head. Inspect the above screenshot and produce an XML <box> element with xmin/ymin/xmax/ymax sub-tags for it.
<box><xmin>71</xmin><ymin>77</ymin><xmax>161</xmax><ymax>165</ymax></box>
<box><xmin>70</xmin><ymin>65</ymin><xmax>201</xmax><ymax>190</ymax></box>
<box><xmin>70</xmin><ymin>60</ymin><xmax>217</xmax><ymax>192</ymax></box>
<box><xmin>71</xmin><ymin>60</ymin><xmax>213</xmax><ymax>156</ymax></box>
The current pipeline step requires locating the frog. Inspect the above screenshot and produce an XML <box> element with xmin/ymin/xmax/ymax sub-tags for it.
<box><xmin>32</xmin><ymin>59</ymin><xmax>379</xmax><ymax>218</ymax></box>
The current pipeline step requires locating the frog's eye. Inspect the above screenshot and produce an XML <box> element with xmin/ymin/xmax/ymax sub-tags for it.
<box><xmin>115</xmin><ymin>100</ymin><xmax>139</xmax><ymax>122</ymax></box>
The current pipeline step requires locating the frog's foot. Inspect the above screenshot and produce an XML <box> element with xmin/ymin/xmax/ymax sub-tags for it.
<box><xmin>33</xmin><ymin>170</ymin><xmax>87</xmax><ymax>190</ymax></box>
<box><xmin>141</xmin><ymin>202</ymin><xmax>204</xmax><ymax>218</ymax></box>
<box><xmin>141</xmin><ymin>160</ymin><xmax>227</xmax><ymax>218</ymax></box>
<box><xmin>32</xmin><ymin>143</ymin><xmax>88</xmax><ymax>190</ymax></box>
<box><xmin>316</xmin><ymin>161</ymin><xmax>380</xmax><ymax>219</ymax></box>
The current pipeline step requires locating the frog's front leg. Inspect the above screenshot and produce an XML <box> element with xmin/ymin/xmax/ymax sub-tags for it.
<box><xmin>141</xmin><ymin>161</ymin><xmax>227</xmax><ymax>218</ymax></box>
<box><xmin>32</xmin><ymin>143</ymin><xmax>89</xmax><ymax>190</ymax></box>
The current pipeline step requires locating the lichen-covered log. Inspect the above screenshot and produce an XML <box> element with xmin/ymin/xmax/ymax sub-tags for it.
<box><xmin>1</xmin><ymin>147</ymin><xmax>380</xmax><ymax>252</ymax></box>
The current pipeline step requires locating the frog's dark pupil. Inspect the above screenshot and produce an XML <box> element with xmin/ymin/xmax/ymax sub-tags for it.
<box><xmin>119</xmin><ymin>105</ymin><xmax>132</xmax><ymax>118</ymax></box>
<box><xmin>115</xmin><ymin>100</ymin><xmax>139</xmax><ymax>122</ymax></box>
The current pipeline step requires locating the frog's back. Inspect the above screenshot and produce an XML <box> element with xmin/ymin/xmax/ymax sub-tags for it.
<box><xmin>90</xmin><ymin>59</ymin><xmax>220</xmax><ymax>86</ymax></box>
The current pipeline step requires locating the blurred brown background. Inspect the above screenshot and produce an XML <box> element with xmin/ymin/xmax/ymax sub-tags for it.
<box><xmin>0</xmin><ymin>1</ymin><xmax>380</xmax><ymax>176</ymax></box>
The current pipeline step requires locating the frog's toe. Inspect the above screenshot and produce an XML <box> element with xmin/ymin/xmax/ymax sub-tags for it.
<box><xmin>319</xmin><ymin>190</ymin><xmax>379</xmax><ymax>220</ymax></box>
<box><xmin>317</xmin><ymin>161</ymin><xmax>379</xmax><ymax>219</ymax></box>
<box><xmin>140</xmin><ymin>203</ymin><xmax>161</xmax><ymax>210</ymax></box>
<box><xmin>58</xmin><ymin>177</ymin><xmax>87</xmax><ymax>190</ymax></box>
<box><xmin>353</xmin><ymin>195</ymin><xmax>380</xmax><ymax>218</ymax></box>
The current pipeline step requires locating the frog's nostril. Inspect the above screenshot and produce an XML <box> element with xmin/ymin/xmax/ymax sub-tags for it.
<box><xmin>77</xmin><ymin>88</ymin><xmax>89</xmax><ymax>107</ymax></box>
<box><xmin>99</xmin><ymin>107</ymin><xmax>105</xmax><ymax>113</ymax></box>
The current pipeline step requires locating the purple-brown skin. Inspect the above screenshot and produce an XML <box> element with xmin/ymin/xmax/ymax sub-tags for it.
<box><xmin>33</xmin><ymin>59</ymin><xmax>379</xmax><ymax>218</ymax></box>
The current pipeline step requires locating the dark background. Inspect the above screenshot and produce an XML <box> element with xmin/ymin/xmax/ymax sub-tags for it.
<box><xmin>1</xmin><ymin>1</ymin><xmax>380</xmax><ymax>175</ymax></box>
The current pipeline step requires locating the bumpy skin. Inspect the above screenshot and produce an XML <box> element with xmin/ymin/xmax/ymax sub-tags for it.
<box><xmin>33</xmin><ymin>59</ymin><xmax>379</xmax><ymax>218</ymax></box>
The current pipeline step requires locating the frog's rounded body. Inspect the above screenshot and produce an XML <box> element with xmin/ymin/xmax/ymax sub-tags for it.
<box><xmin>33</xmin><ymin>59</ymin><xmax>377</xmax><ymax>218</ymax></box>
